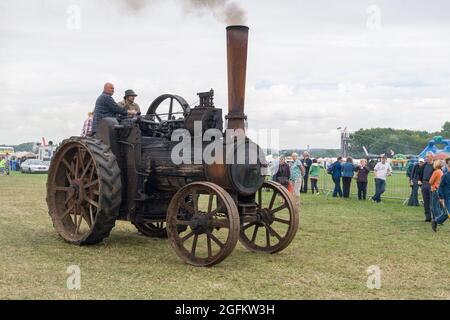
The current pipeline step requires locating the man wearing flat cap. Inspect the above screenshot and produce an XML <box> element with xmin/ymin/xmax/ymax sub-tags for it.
<box><xmin>119</xmin><ymin>89</ymin><xmax>141</xmax><ymax>114</ymax></box>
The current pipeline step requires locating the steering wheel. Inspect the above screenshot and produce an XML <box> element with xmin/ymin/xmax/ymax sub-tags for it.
<box><xmin>146</xmin><ymin>94</ymin><xmax>190</xmax><ymax>122</ymax></box>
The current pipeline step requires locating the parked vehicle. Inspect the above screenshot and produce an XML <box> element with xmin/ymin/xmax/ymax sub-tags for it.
<box><xmin>20</xmin><ymin>159</ymin><xmax>49</xmax><ymax>174</ymax></box>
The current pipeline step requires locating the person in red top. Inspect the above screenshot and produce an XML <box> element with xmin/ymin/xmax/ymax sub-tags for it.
<box><xmin>81</xmin><ymin>111</ymin><xmax>94</xmax><ymax>137</ymax></box>
<box><xmin>430</xmin><ymin>160</ymin><xmax>444</xmax><ymax>221</ymax></box>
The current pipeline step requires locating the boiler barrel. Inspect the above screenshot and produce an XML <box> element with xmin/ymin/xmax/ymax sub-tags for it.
<box><xmin>141</xmin><ymin>140</ymin><xmax>206</xmax><ymax>192</ymax></box>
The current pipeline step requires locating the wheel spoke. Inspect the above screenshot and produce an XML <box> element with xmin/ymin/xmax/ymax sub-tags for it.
<box><xmin>180</xmin><ymin>202</ymin><xmax>195</xmax><ymax>215</ymax></box>
<box><xmin>181</xmin><ymin>231</ymin><xmax>195</xmax><ymax>242</ymax></box>
<box><xmin>191</xmin><ymin>234</ymin><xmax>198</xmax><ymax>256</ymax></box>
<box><xmin>265</xmin><ymin>223</ymin><xmax>282</xmax><ymax>241</ymax></box>
<box><xmin>210</xmin><ymin>218</ymin><xmax>230</xmax><ymax>229</ymax></box>
<box><xmin>79</xmin><ymin>157</ymin><xmax>93</xmax><ymax>180</ymax></box>
<box><xmin>271</xmin><ymin>203</ymin><xmax>287</xmax><ymax>214</ymax></box>
<box><xmin>265</xmin><ymin>226</ymin><xmax>271</xmax><ymax>247</ymax></box>
<box><xmin>273</xmin><ymin>217</ymin><xmax>290</xmax><ymax>224</ymax></box>
<box><xmin>207</xmin><ymin>193</ymin><xmax>213</xmax><ymax>215</ymax></box>
<box><xmin>243</xmin><ymin>222</ymin><xmax>256</xmax><ymax>231</ymax></box>
<box><xmin>192</xmin><ymin>191</ymin><xmax>199</xmax><ymax>214</ymax></box>
<box><xmin>84</xmin><ymin>179</ymin><xmax>99</xmax><ymax>189</ymax></box>
<box><xmin>207</xmin><ymin>230</ymin><xmax>224</xmax><ymax>249</ymax></box>
<box><xmin>207</xmin><ymin>234</ymin><xmax>212</xmax><ymax>258</ymax></box>
<box><xmin>175</xmin><ymin>219</ymin><xmax>190</xmax><ymax>226</ymax></box>
<box><xmin>85</xmin><ymin>197</ymin><xmax>99</xmax><ymax>208</ymax></box>
<box><xmin>75</xmin><ymin>209</ymin><xmax>83</xmax><ymax>234</ymax></box>
<box><xmin>61</xmin><ymin>203</ymin><xmax>75</xmax><ymax>219</ymax></box>
<box><xmin>72</xmin><ymin>205</ymin><xmax>78</xmax><ymax>228</ymax></box>
<box><xmin>62</xmin><ymin>158</ymin><xmax>75</xmax><ymax>177</ymax></box>
<box><xmin>169</xmin><ymin>98</ymin><xmax>174</xmax><ymax>120</ymax></box>
<box><xmin>251</xmin><ymin>225</ymin><xmax>259</xmax><ymax>243</ymax></box>
<box><xmin>269</xmin><ymin>190</ymin><xmax>277</xmax><ymax>209</ymax></box>
<box><xmin>74</xmin><ymin>154</ymin><xmax>79</xmax><ymax>179</ymax></box>
<box><xmin>55</xmin><ymin>186</ymin><xmax>71</xmax><ymax>192</ymax></box>
<box><xmin>89</xmin><ymin>164</ymin><xmax>95</xmax><ymax>180</ymax></box>
<box><xmin>64</xmin><ymin>193</ymin><xmax>75</xmax><ymax>205</ymax></box>
<box><xmin>79</xmin><ymin>205</ymin><xmax>92</xmax><ymax>227</ymax></box>
<box><xmin>66</xmin><ymin>172</ymin><xmax>73</xmax><ymax>184</ymax></box>
<box><xmin>207</xmin><ymin>205</ymin><xmax>224</xmax><ymax>218</ymax></box>
<box><xmin>76</xmin><ymin>149</ymin><xmax>85</xmax><ymax>177</ymax></box>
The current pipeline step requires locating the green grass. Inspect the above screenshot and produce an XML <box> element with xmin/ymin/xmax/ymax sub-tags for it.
<box><xmin>1</xmin><ymin>172</ymin><xmax>450</xmax><ymax>299</ymax></box>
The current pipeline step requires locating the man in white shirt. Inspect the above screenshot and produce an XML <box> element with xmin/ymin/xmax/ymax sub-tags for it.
<box><xmin>371</xmin><ymin>155</ymin><xmax>392</xmax><ymax>203</ymax></box>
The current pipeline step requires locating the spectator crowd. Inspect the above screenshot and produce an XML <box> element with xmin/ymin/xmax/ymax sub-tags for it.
<box><xmin>0</xmin><ymin>154</ymin><xmax>24</xmax><ymax>176</ymax></box>
<box><xmin>271</xmin><ymin>151</ymin><xmax>450</xmax><ymax>233</ymax></box>
<box><xmin>406</xmin><ymin>152</ymin><xmax>450</xmax><ymax>232</ymax></box>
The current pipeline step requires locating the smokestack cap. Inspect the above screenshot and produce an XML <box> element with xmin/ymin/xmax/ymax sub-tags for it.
<box><xmin>226</xmin><ymin>25</ymin><xmax>249</xmax><ymax>31</ymax></box>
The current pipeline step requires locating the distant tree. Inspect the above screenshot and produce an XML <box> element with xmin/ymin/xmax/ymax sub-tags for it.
<box><xmin>0</xmin><ymin>142</ymin><xmax>34</xmax><ymax>152</ymax></box>
<box><xmin>280</xmin><ymin>149</ymin><xmax>341</xmax><ymax>158</ymax></box>
<box><xmin>14</xmin><ymin>142</ymin><xmax>35</xmax><ymax>152</ymax></box>
<box><xmin>350</xmin><ymin>128</ymin><xmax>431</xmax><ymax>156</ymax></box>
<box><xmin>441</xmin><ymin>121</ymin><xmax>450</xmax><ymax>138</ymax></box>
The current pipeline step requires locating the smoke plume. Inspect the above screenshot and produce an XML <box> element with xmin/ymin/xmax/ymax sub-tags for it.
<box><xmin>181</xmin><ymin>0</ymin><xmax>247</xmax><ymax>25</ymax></box>
<box><xmin>117</xmin><ymin>0</ymin><xmax>148</xmax><ymax>12</ymax></box>
<box><xmin>117</xmin><ymin>0</ymin><xmax>247</xmax><ymax>25</ymax></box>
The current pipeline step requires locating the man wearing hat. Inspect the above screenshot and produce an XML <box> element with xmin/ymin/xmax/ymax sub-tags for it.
<box><xmin>119</xmin><ymin>89</ymin><xmax>140</xmax><ymax>114</ymax></box>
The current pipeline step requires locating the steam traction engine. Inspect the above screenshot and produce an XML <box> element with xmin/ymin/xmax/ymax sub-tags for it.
<box><xmin>46</xmin><ymin>26</ymin><xmax>299</xmax><ymax>266</ymax></box>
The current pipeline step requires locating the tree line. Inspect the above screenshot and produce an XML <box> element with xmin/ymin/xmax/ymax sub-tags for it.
<box><xmin>349</xmin><ymin>121</ymin><xmax>450</xmax><ymax>157</ymax></box>
<box><xmin>0</xmin><ymin>142</ymin><xmax>35</xmax><ymax>152</ymax></box>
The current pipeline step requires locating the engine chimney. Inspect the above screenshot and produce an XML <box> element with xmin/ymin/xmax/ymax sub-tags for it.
<box><xmin>226</xmin><ymin>25</ymin><xmax>249</xmax><ymax>131</ymax></box>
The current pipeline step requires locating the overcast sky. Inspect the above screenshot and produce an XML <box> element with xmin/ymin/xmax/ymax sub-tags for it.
<box><xmin>1</xmin><ymin>0</ymin><xmax>450</xmax><ymax>149</ymax></box>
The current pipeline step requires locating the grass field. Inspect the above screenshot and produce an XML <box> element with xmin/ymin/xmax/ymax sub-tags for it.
<box><xmin>1</xmin><ymin>172</ymin><xmax>450</xmax><ymax>300</ymax></box>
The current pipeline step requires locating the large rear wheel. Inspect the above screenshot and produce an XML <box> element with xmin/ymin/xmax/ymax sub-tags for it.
<box><xmin>46</xmin><ymin>137</ymin><xmax>122</xmax><ymax>245</ymax></box>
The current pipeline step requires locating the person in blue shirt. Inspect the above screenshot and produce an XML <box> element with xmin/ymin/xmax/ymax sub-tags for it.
<box><xmin>432</xmin><ymin>157</ymin><xmax>450</xmax><ymax>232</ymax></box>
<box><xmin>329</xmin><ymin>157</ymin><xmax>343</xmax><ymax>197</ymax></box>
<box><xmin>290</xmin><ymin>153</ymin><xmax>305</xmax><ymax>206</ymax></box>
<box><xmin>341</xmin><ymin>157</ymin><xmax>355</xmax><ymax>198</ymax></box>
<box><xmin>92</xmin><ymin>83</ymin><xmax>130</xmax><ymax>134</ymax></box>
